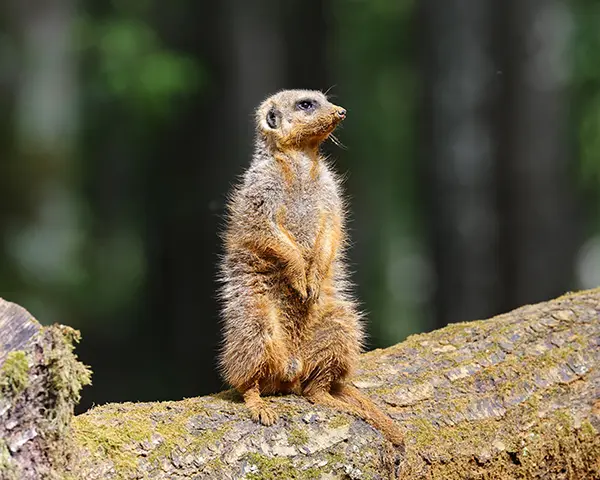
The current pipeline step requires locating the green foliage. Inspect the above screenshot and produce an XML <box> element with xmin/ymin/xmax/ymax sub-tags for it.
<box><xmin>77</xmin><ymin>15</ymin><xmax>202</xmax><ymax>118</ymax></box>
<box><xmin>573</xmin><ymin>1</ymin><xmax>600</xmax><ymax>187</ymax></box>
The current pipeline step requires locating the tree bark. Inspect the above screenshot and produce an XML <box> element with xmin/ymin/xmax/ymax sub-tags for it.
<box><xmin>0</xmin><ymin>299</ymin><xmax>91</xmax><ymax>480</ymax></box>
<box><xmin>2</xmin><ymin>290</ymin><xmax>600</xmax><ymax>479</ymax></box>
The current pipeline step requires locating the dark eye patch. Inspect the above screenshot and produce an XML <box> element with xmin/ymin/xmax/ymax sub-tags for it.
<box><xmin>297</xmin><ymin>99</ymin><xmax>317</xmax><ymax>112</ymax></box>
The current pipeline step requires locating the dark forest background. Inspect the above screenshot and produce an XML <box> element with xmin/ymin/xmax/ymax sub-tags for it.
<box><xmin>0</xmin><ymin>0</ymin><xmax>599</xmax><ymax>412</ymax></box>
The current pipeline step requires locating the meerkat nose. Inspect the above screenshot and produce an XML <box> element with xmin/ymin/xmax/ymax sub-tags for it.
<box><xmin>336</xmin><ymin>108</ymin><xmax>347</xmax><ymax>118</ymax></box>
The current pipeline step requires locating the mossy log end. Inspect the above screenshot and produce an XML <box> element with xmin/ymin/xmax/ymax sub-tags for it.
<box><xmin>0</xmin><ymin>299</ymin><xmax>91</xmax><ymax>480</ymax></box>
<box><xmin>1</xmin><ymin>290</ymin><xmax>600</xmax><ymax>480</ymax></box>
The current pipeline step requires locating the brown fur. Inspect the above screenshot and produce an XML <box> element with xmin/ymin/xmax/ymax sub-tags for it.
<box><xmin>218</xmin><ymin>90</ymin><xmax>403</xmax><ymax>446</ymax></box>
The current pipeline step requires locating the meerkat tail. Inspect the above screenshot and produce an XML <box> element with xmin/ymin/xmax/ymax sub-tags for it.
<box><xmin>331</xmin><ymin>384</ymin><xmax>404</xmax><ymax>447</ymax></box>
<box><xmin>305</xmin><ymin>386</ymin><xmax>404</xmax><ymax>447</ymax></box>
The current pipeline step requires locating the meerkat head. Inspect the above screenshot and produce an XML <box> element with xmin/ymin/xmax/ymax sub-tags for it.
<box><xmin>255</xmin><ymin>89</ymin><xmax>346</xmax><ymax>150</ymax></box>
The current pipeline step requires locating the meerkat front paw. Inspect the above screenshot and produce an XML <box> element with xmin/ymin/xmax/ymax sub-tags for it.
<box><xmin>288</xmin><ymin>267</ymin><xmax>308</xmax><ymax>299</ymax></box>
<box><xmin>306</xmin><ymin>270</ymin><xmax>322</xmax><ymax>301</ymax></box>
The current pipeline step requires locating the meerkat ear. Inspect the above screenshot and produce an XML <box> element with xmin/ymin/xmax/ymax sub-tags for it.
<box><xmin>266</xmin><ymin>107</ymin><xmax>281</xmax><ymax>129</ymax></box>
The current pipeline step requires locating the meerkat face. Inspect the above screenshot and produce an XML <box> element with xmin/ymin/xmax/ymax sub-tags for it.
<box><xmin>256</xmin><ymin>89</ymin><xmax>346</xmax><ymax>149</ymax></box>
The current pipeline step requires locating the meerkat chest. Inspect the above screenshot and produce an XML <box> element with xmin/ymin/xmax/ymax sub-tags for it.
<box><xmin>282</xmin><ymin>165</ymin><xmax>337</xmax><ymax>246</ymax></box>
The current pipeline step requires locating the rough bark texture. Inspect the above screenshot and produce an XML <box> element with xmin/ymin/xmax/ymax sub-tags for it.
<box><xmin>2</xmin><ymin>290</ymin><xmax>600</xmax><ymax>479</ymax></box>
<box><xmin>0</xmin><ymin>299</ymin><xmax>91</xmax><ymax>480</ymax></box>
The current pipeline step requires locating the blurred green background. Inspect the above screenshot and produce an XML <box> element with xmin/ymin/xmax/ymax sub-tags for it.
<box><xmin>0</xmin><ymin>0</ymin><xmax>598</xmax><ymax>412</ymax></box>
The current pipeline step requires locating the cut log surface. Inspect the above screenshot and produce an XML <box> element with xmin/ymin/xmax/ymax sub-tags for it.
<box><xmin>0</xmin><ymin>299</ymin><xmax>91</xmax><ymax>480</ymax></box>
<box><xmin>2</xmin><ymin>290</ymin><xmax>600</xmax><ymax>479</ymax></box>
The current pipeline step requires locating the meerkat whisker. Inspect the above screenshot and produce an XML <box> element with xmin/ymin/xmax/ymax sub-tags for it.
<box><xmin>329</xmin><ymin>134</ymin><xmax>347</xmax><ymax>150</ymax></box>
<box><xmin>324</xmin><ymin>84</ymin><xmax>337</xmax><ymax>97</ymax></box>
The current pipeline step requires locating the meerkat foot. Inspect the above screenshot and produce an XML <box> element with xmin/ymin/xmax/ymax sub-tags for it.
<box><xmin>243</xmin><ymin>384</ymin><xmax>278</xmax><ymax>426</ymax></box>
<box><xmin>252</xmin><ymin>405</ymin><xmax>278</xmax><ymax>426</ymax></box>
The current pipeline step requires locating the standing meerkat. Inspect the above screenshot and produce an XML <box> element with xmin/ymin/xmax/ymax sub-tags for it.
<box><xmin>219</xmin><ymin>89</ymin><xmax>403</xmax><ymax>446</ymax></box>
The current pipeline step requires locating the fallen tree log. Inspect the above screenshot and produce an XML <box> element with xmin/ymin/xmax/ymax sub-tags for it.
<box><xmin>1</xmin><ymin>289</ymin><xmax>599</xmax><ymax>479</ymax></box>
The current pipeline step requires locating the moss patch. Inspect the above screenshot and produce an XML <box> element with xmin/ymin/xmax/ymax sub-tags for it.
<box><xmin>328</xmin><ymin>414</ymin><xmax>351</xmax><ymax>429</ymax></box>
<box><xmin>244</xmin><ymin>452</ymin><xmax>322</xmax><ymax>480</ymax></box>
<box><xmin>0</xmin><ymin>439</ymin><xmax>17</xmax><ymax>480</ymax></box>
<box><xmin>44</xmin><ymin>326</ymin><xmax>92</xmax><ymax>436</ymax></box>
<box><xmin>287</xmin><ymin>427</ymin><xmax>309</xmax><ymax>446</ymax></box>
<box><xmin>0</xmin><ymin>351</ymin><xmax>29</xmax><ymax>396</ymax></box>
<box><xmin>73</xmin><ymin>398</ymin><xmax>229</xmax><ymax>476</ymax></box>
<box><xmin>402</xmin><ymin>402</ymin><xmax>600</xmax><ymax>480</ymax></box>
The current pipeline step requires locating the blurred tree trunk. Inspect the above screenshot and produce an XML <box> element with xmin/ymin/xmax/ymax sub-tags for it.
<box><xmin>420</xmin><ymin>0</ymin><xmax>501</xmax><ymax>327</ymax></box>
<box><xmin>496</xmin><ymin>0</ymin><xmax>582</xmax><ymax>311</ymax></box>
<box><xmin>421</xmin><ymin>0</ymin><xmax>582</xmax><ymax>328</ymax></box>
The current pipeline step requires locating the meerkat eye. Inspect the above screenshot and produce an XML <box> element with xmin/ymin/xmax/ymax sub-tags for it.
<box><xmin>297</xmin><ymin>99</ymin><xmax>317</xmax><ymax>112</ymax></box>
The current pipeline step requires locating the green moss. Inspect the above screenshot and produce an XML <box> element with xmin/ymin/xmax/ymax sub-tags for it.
<box><xmin>287</xmin><ymin>427</ymin><xmax>309</xmax><ymax>446</ymax></box>
<box><xmin>44</xmin><ymin>326</ymin><xmax>92</xmax><ymax>436</ymax></box>
<box><xmin>46</xmin><ymin>326</ymin><xmax>92</xmax><ymax>404</ymax></box>
<box><xmin>243</xmin><ymin>449</ymin><xmax>382</xmax><ymax>480</ymax></box>
<box><xmin>0</xmin><ymin>351</ymin><xmax>29</xmax><ymax>396</ymax></box>
<box><xmin>328</xmin><ymin>414</ymin><xmax>351</xmax><ymax>429</ymax></box>
<box><xmin>402</xmin><ymin>396</ymin><xmax>600</xmax><ymax>480</ymax></box>
<box><xmin>244</xmin><ymin>453</ymin><xmax>322</xmax><ymax>480</ymax></box>
<box><xmin>0</xmin><ymin>439</ymin><xmax>18</xmax><ymax>480</ymax></box>
<box><xmin>411</xmin><ymin>418</ymin><xmax>437</xmax><ymax>449</ymax></box>
<box><xmin>581</xmin><ymin>420</ymin><xmax>596</xmax><ymax>437</ymax></box>
<box><xmin>73</xmin><ymin>398</ymin><xmax>229</xmax><ymax>476</ymax></box>
<box><xmin>205</xmin><ymin>456</ymin><xmax>225</xmax><ymax>472</ymax></box>
<box><xmin>74</xmin><ymin>405</ymin><xmax>154</xmax><ymax>472</ymax></box>
<box><xmin>212</xmin><ymin>389</ymin><xmax>240</xmax><ymax>402</ymax></box>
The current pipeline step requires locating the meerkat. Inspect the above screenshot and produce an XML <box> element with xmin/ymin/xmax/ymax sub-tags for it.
<box><xmin>218</xmin><ymin>89</ymin><xmax>403</xmax><ymax>446</ymax></box>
